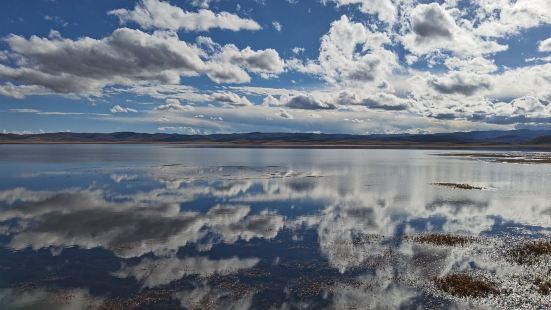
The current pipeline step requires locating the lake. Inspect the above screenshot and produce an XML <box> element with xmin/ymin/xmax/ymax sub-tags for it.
<box><xmin>0</xmin><ymin>145</ymin><xmax>550</xmax><ymax>309</ymax></box>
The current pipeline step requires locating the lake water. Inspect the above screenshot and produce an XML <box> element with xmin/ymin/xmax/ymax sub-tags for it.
<box><xmin>0</xmin><ymin>145</ymin><xmax>550</xmax><ymax>309</ymax></box>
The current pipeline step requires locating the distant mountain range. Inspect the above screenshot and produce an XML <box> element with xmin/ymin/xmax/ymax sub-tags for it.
<box><xmin>1</xmin><ymin>130</ymin><xmax>551</xmax><ymax>148</ymax></box>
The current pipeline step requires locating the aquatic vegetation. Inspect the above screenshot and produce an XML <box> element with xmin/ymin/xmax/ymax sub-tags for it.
<box><xmin>98</xmin><ymin>289</ymin><xmax>174</xmax><ymax>310</ymax></box>
<box><xmin>431</xmin><ymin>182</ymin><xmax>484</xmax><ymax>190</ymax></box>
<box><xmin>413</xmin><ymin>234</ymin><xmax>477</xmax><ymax>246</ymax></box>
<box><xmin>437</xmin><ymin>152</ymin><xmax>551</xmax><ymax>164</ymax></box>
<box><xmin>535</xmin><ymin>278</ymin><xmax>551</xmax><ymax>295</ymax></box>
<box><xmin>508</xmin><ymin>240</ymin><xmax>551</xmax><ymax>265</ymax></box>
<box><xmin>435</xmin><ymin>274</ymin><xmax>500</xmax><ymax>298</ymax></box>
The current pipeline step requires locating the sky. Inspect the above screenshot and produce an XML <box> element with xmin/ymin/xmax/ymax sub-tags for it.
<box><xmin>0</xmin><ymin>0</ymin><xmax>550</xmax><ymax>135</ymax></box>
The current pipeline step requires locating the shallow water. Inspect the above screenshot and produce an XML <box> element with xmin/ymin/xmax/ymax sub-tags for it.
<box><xmin>0</xmin><ymin>145</ymin><xmax>550</xmax><ymax>309</ymax></box>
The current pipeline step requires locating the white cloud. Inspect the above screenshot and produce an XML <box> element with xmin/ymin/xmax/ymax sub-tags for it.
<box><xmin>272</xmin><ymin>21</ymin><xmax>282</xmax><ymax>32</ymax></box>
<box><xmin>204</xmin><ymin>44</ymin><xmax>286</xmax><ymax>83</ymax></box>
<box><xmin>402</xmin><ymin>3</ymin><xmax>507</xmax><ymax>57</ymax></box>
<box><xmin>0</xmin><ymin>83</ymin><xmax>49</xmax><ymax>99</ymax></box>
<box><xmin>205</xmin><ymin>63</ymin><xmax>251</xmax><ymax>84</ymax></box>
<box><xmin>284</xmin><ymin>94</ymin><xmax>337</xmax><ymax>110</ymax></box>
<box><xmin>109</xmin><ymin>0</ymin><xmax>261</xmax><ymax>32</ymax></box>
<box><xmin>154</xmin><ymin>98</ymin><xmax>194</xmax><ymax>111</ymax></box>
<box><xmin>292</xmin><ymin>47</ymin><xmax>305</xmax><ymax>55</ymax></box>
<box><xmin>321</xmin><ymin>15</ymin><xmax>394</xmax><ymax>84</ymax></box>
<box><xmin>0</xmin><ymin>27</ymin><xmax>287</xmax><ymax>97</ymax></box>
<box><xmin>158</xmin><ymin>126</ymin><xmax>201</xmax><ymax>134</ymax></box>
<box><xmin>539</xmin><ymin>37</ymin><xmax>551</xmax><ymax>52</ymax></box>
<box><xmin>189</xmin><ymin>0</ymin><xmax>218</xmax><ymax>8</ymax></box>
<box><xmin>2</xmin><ymin>0</ymin><xmax>551</xmax><ymax>131</ymax></box>
<box><xmin>473</xmin><ymin>0</ymin><xmax>551</xmax><ymax>38</ymax></box>
<box><xmin>444</xmin><ymin>56</ymin><xmax>498</xmax><ymax>74</ymax></box>
<box><xmin>211</xmin><ymin>92</ymin><xmax>252</xmax><ymax>107</ymax></box>
<box><xmin>428</xmin><ymin>72</ymin><xmax>492</xmax><ymax>96</ymax></box>
<box><xmin>212</xmin><ymin>45</ymin><xmax>285</xmax><ymax>76</ymax></box>
<box><xmin>114</xmin><ymin>84</ymin><xmax>210</xmax><ymax>103</ymax></box>
<box><xmin>326</xmin><ymin>0</ymin><xmax>396</xmax><ymax>24</ymax></box>
<box><xmin>110</xmin><ymin>105</ymin><xmax>138</xmax><ymax>113</ymax></box>
<box><xmin>277</xmin><ymin>108</ymin><xmax>294</xmax><ymax>119</ymax></box>
<box><xmin>9</xmin><ymin>108</ymin><xmax>40</xmax><ymax>113</ymax></box>
<box><xmin>1</xmin><ymin>28</ymin><xmax>205</xmax><ymax>96</ymax></box>
<box><xmin>290</xmin><ymin>15</ymin><xmax>397</xmax><ymax>86</ymax></box>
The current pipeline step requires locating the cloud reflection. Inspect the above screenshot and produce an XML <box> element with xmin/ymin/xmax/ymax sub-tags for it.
<box><xmin>1</xmin><ymin>151</ymin><xmax>551</xmax><ymax>308</ymax></box>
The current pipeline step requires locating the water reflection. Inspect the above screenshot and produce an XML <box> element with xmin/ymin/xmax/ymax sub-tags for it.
<box><xmin>0</xmin><ymin>146</ymin><xmax>550</xmax><ymax>308</ymax></box>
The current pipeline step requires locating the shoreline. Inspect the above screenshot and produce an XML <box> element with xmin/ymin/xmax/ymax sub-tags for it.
<box><xmin>1</xmin><ymin>141</ymin><xmax>551</xmax><ymax>150</ymax></box>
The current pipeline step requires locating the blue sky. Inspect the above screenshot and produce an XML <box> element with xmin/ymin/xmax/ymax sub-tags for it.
<box><xmin>0</xmin><ymin>0</ymin><xmax>550</xmax><ymax>134</ymax></box>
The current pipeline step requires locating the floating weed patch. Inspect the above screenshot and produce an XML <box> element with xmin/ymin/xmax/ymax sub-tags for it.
<box><xmin>508</xmin><ymin>240</ymin><xmax>551</xmax><ymax>265</ymax></box>
<box><xmin>535</xmin><ymin>278</ymin><xmax>551</xmax><ymax>295</ymax></box>
<box><xmin>435</xmin><ymin>274</ymin><xmax>500</xmax><ymax>298</ymax></box>
<box><xmin>437</xmin><ymin>153</ymin><xmax>551</xmax><ymax>164</ymax></box>
<box><xmin>413</xmin><ymin>234</ymin><xmax>476</xmax><ymax>247</ymax></box>
<box><xmin>98</xmin><ymin>289</ymin><xmax>174</xmax><ymax>310</ymax></box>
<box><xmin>431</xmin><ymin>183</ymin><xmax>484</xmax><ymax>190</ymax></box>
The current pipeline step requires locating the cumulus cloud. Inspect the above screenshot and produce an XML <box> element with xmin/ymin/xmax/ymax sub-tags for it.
<box><xmin>261</xmin><ymin>94</ymin><xmax>282</xmax><ymax>107</ymax></box>
<box><xmin>202</xmin><ymin>44</ymin><xmax>285</xmax><ymax>83</ymax></box>
<box><xmin>212</xmin><ymin>45</ymin><xmax>285</xmax><ymax>76</ymax></box>
<box><xmin>157</xmin><ymin>126</ymin><xmax>201</xmax><ymax>134</ymax></box>
<box><xmin>539</xmin><ymin>37</ymin><xmax>551</xmax><ymax>52</ymax></box>
<box><xmin>292</xmin><ymin>47</ymin><xmax>305</xmax><ymax>55</ymax></box>
<box><xmin>189</xmin><ymin>0</ymin><xmax>218</xmax><ymax>8</ymax></box>
<box><xmin>411</xmin><ymin>3</ymin><xmax>454</xmax><ymax>42</ymax></box>
<box><xmin>0</xmin><ymin>28</ymin><xmax>205</xmax><ymax>96</ymax></box>
<box><xmin>473</xmin><ymin>0</ymin><xmax>551</xmax><ymax>38</ymax></box>
<box><xmin>326</xmin><ymin>0</ymin><xmax>396</xmax><ymax>24</ymax></box>
<box><xmin>333</xmin><ymin>91</ymin><xmax>410</xmax><ymax>111</ymax></box>
<box><xmin>2</xmin><ymin>0</ymin><xmax>551</xmax><ymax>131</ymax></box>
<box><xmin>319</xmin><ymin>15</ymin><xmax>396</xmax><ymax>84</ymax></box>
<box><xmin>110</xmin><ymin>105</ymin><xmax>138</xmax><ymax>113</ymax></box>
<box><xmin>154</xmin><ymin>98</ymin><xmax>194</xmax><ymax>111</ymax></box>
<box><xmin>115</xmin><ymin>84</ymin><xmax>210</xmax><ymax>103</ymax></box>
<box><xmin>0</xmin><ymin>27</ymin><xmax>287</xmax><ymax>97</ymax></box>
<box><xmin>211</xmin><ymin>92</ymin><xmax>252</xmax><ymax>107</ymax></box>
<box><xmin>277</xmin><ymin>108</ymin><xmax>294</xmax><ymax>119</ymax></box>
<box><xmin>0</xmin><ymin>83</ymin><xmax>49</xmax><ymax>99</ymax></box>
<box><xmin>285</xmin><ymin>95</ymin><xmax>336</xmax><ymax>110</ymax></box>
<box><xmin>109</xmin><ymin>0</ymin><xmax>261</xmax><ymax>32</ymax></box>
<box><xmin>443</xmin><ymin>56</ymin><xmax>498</xmax><ymax>74</ymax></box>
<box><xmin>289</xmin><ymin>15</ymin><xmax>397</xmax><ymax>86</ymax></box>
<box><xmin>205</xmin><ymin>63</ymin><xmax>251</xmax><ymax>84</ymax></box>
<box><xmin>272</xmin><ymin>21</ymin><xmax>282</xmax><ymax>32</ymax></box>
<box><xmin>402</xmin><ymin>3</ymin><xmax>507</xmax><ymax>56</ymax></box>
<box><xmin>429</xmin><ymin>72</ymin><xmax>492</xmax><ymax>96</ymax></box>
<box><xmin>359</xmin><ymin>93</ymin><xmax>410</xmax><ymax>111</ymax></box>
<box><xmin>482</xmin><ymin>96</ymin><xmax>551</xmax><ymax>124</ymax></box>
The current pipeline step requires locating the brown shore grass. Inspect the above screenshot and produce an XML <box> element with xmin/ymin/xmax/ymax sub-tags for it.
<box><xmin>435</xmin><ymin>274</ymin><xmax>500</xmax><ymax>298</ymax></box>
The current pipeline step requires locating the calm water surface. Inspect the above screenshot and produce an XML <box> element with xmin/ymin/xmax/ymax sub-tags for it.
<box><xmin>0</xmin><ymin>145</ymin><xmax>550</xmax><ymax>309</ymax></box>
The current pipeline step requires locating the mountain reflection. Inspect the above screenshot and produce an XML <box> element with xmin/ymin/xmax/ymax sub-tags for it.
<box><xmin>0</xmin><ymin>148</ymin><xmax>550</xmax><ymax>308</ymax></box>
